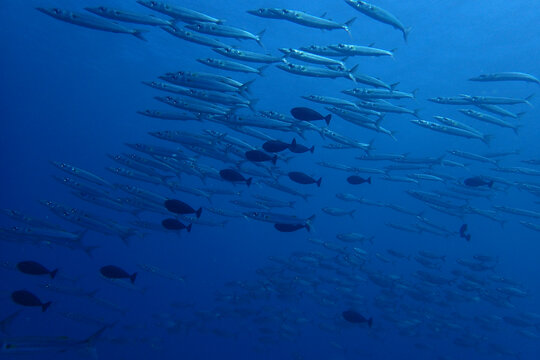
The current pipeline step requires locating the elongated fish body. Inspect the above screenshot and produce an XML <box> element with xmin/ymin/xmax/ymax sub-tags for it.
<box><xmin>160</xmin><ymin>72</ymin><xmax>249</xmax><ymax>93</ymax></box>
<box><xmin>279</xmin><ymin>48</ymin><xmax>346</xmax><ymax>67</ymax></box>
<box><xmin>155</xmin><ymin>96</ymin><xmax>232</xmax><ymax>115</ymax></box>
<box><xmin>36</xmin><ymin>8</ymin><xmax>146</xmax><ymax>40</ymax></box>
<box><xmin>330</xmin><ymin>43</ymin><xmax>393</xmax><ymax>57</ymax></box>
<box><xmin>411</xmin><ymin>119</ymin><xmax>490</xmax><ymax>144</ymax></box>
<box><xmin>161</xmin><ymin>26</ymin><xmax>231</xmax><ymax>48</ymax></box>
<box><xmin>213</xmin><ymin>47</ymin><xmax>283</xmax><ymax>63</ymax></box>
<box><xmin>50</xmin><ymin>162</ymin><xmax>112</xmax><ymax>188</ymax></box>
<box><xmin>0</xmin><ymin>209</ymin><xmax>64</xmax><ymax>231</ymax></box>
<box><xmin>278</xmin><ymin>61</ymin><xmax>356</xmax><ymax>81</ymax></box>
<box><xmin>137</xmin><ymin>109</ymin><xmax>200</xmax><ymax>121</ymax></box>
<box><xmin>186</xmin><ymin>23</ymin><xmax>264</xmax><ymax>46</ymax></box>
<box><xmin>107</xmin><ymin>154</ymin><xmax>168</xmax><ymax>180</ymax></box>
<box><xmin>259</xmin><ymin>180</ymin><xmax>311</xmax><ymax>201</ymax></box>
<box><xmin>351</xmin><ymin>73</ymin><xmax>395</xmax><ymax>90</ymax></box>
<box><xmin>428</xmin><ymin>96</ymin><xmax>470</xmax><ymax>105</ymax></box>
<box><xmin>447</xmin><ymin>150</ymin><xmax>497</xmax><ymax>165</ymax></box>
<box><xmin>475</xmin><ymin>104</ymin><xmax>524</xmax><ymax>119</ymax></box>
<box><xmin>459</xmin><ymin>109</ymin><xmax>520</xmax><ymax>134</ymax></box>
<box><xmin>247</xmin><ymin>8</ymin><xmax>286</xmax><ymax>19</ymax></box>
<box><xmin>469</xmin><ymin>72</ymin><xmax>540</xmax><ymax>85</ymax></box>
<box><xmin>357</xmin><ymin>100</ymin><xmax>418</xmax><ymax>117</ymax></box>
<box><xmin>136</xmin><ymin>1</ymin><xmax>222</xmax><ymax>24</ymax></box>
<box><xmin>460</xmin><ymin>94</ymin><xmax>532</xmax><ymax>106</ymax></box>
<box><xmin>320</xmin><ymin>128</ymin><xmax>371</xmax><ymax>152</ymax></box>
<box><xmin>345</xmin><ymin>0</ymin><xmax>410</xmax><ymax>41</ymax></box>
<box><xmin>85</xmin><ymin>6</ymin><xmax>172</xmax><ymax>26</ymax></box>
<box><xmin>299</xmin><ymin>45</ymin><xmax>344</xmax><ymax>57</ymax></box>
<box><xmin>244</xmin><ymin>211</ymin><xmax>315</xmax><ymax>226</ymax></box>
<box><xmin>327</xmin><ymin>107</ymin><xmax>376</xmax><ymax>124</ymax></box>
<box><xmin>106</xmin><ymin>167</ymin><xmax>163</xmax><ymax>186</ymax></box>
<box><xmin>302</xmin><ymin>95</ymin><xmax>359</xmax><ymax>110</ymax></box>
<box><xmin>197</xmin><ymin>58</ymin><xmax>266</xmax><ymax>75</ymax></box>
<box><xmin>125</xmin><ymin>143</ymin><xmax>187</xmax><ymax>159</ymax></box>
<box><xmin>433</xmin><ymin>116</ymin><xmax>483</xmax><ymax>136</ymax></box>
<box><xmin>265</xmin><ymin>9</ymin><xmax>355</xmax><ymax>34</ymax></box>
<box><xmin>343</xmin><ymin>87</ymin><xmax>415</xmax><ymax>99</ymax></box>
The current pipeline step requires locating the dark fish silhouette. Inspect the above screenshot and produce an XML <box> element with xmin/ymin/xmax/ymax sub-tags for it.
<box><xmin>464</xmin><ymin>176</ymin><xmax>493</xmax><ymax>188</ymax></box>
<box><xmin>219</xmin><ymin>169</ymin><xmax>252</xmax><ymax>187</ymax></box>
<box><xmin>347</xmin><ymin>176</ymin><xmax>372</xmax><ymax>185</ymax></box>
<box><xmin>342</xmin><ymin>310</ymin><xmax>372</xmax><ymax>327</ymax></box>
<box><xmin>459</xmin><ymin>224</ymin><xmax>471</xmax><ymax>241</ymax></box>
<box><xmin>16</xmin><ymin>261</ymin><xmax>58</xmax><ymax>279</ymax></box>
<box><xmin>100</xmin><ymin>265</ymin><xmax>137</xmax><ymax>284</ymax></box>
<box><xmin>165</xmin><ymin>199</ymin><xmax>202</xmax><ymax>218</ymax></box>
<box><xmin>289</xmin><ymin>138</ymin><xmax>314</xmax><ymax>154</ymax></box>
<box><xmin>161</xmin><ymin>218</ymin><xmax>193</xmax><ymax>232</ymax></box>
<box><xmin>262</xmin><ymin>139</ymin><xmax>290</xmax><ymax>153</ymax></box>
<box><xmin>245</xmin><ymin>150</ymin><xmax>277</xmax><ymax>165</ymax></box>
<box><xmin>288</xmin><ymin>171</ymin><xmax>322</xmax><ymax>187</ymax></box>
<box><xmin>11</xmin><ymin>290</ymin><xmax>51</xmax><ymax>312</ymax></box>
<box><xmin>274</xmin><ymin>223</ymin><xmax>306</xmax><ymax>232</ymax></box>
<box><xmin>290</xmin><ymin>107</ymin><xmax>331</xmax><ymax>125</ymax></box>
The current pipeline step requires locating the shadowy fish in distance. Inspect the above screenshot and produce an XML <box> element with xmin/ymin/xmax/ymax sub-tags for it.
<box><xmin>219</xmin><ymin>169</ymin><xmax>252</xmax><ymax>186</ymax></box>
<box><xmin>161</xmin><ymin>218</ymin><xmax>193</xmax><ymax>232</ymax></box>
<box><xmin>164</xmin><ymin>199</ymin><xmax>202</xmax><ymax>218</ymax></box>
<box><xmin>342</xmin><ymin>309</ymin><xmax>373</xmax><ymax>327</ymax></box>
<box><xmin>263</xmin><ymin>139</ymin><xmax>291</xmax><ymax>153</ymax></box>
<box><xmin>11</xmin><ymin>290</ymin><xmax>51</xmax><ymax>312</ymax></box>
<box><xmin>347</xmin><ymin>176</ymin><xmax>372</xmax><ymax>185</ymax></box>
<box><xmin>288</xmin><ymin>172</ymin><xmax>322</xmax><ymax>187</ymax></box>
<box><xmin>245</xmin><ymin>150</ymin><xmax>277</xmax><ymax>165</ymax></box>
<box><xmin>16</xmin><ymin>261</ymin><xmax>58</xmax><ymax>279</ymax></box>
<box><xmin>464</xmin><ymin>176</ymin><xmax>493</xmax><ymax>188</ymax></box>
<box><xmin>291</xmin><ymin>107</ymin><xmax>332</xmax><ymax>125</ymax></box>
<box><xmin>289</xmin><ymin>138</ymin><xmax>314</xmax><ymax>154</ymax></box>
<box><xmin>99</xmin><ymin>265</ymin><xmax>137</xmax><ymax>284</ymax></box>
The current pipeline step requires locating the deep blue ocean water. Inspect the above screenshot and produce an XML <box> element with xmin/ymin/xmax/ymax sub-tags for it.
<box><xmin>1</xmin><ymin>0</ymin><xmax>540</xmax><ymax>359</ymax></box>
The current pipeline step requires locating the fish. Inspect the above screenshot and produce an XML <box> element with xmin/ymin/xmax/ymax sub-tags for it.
<box><xmin>11</xmin><ymin>290</ymin><xmax>51</xmax><ymax>312</ymax></box>
<box><xmin>464</xmin><ymin>176</ymin><xmax>494</xmax><ymax>188</ymax></box>
<box><xmin>411</xmin><ymin>119</ymin><xmax>491</xmax><ymax>144</ymax></box>
<box><xmin>219</xmin><ymin>169</ymin><xmax>252</xmax><ymax>186</ymax></box>
<box><xmin>185</xmin><ymin>23</ymin><xmax>265</xmax><ymax>47</ymax></box>
<box><xmin>50</xmin><ymin>161</ymin><xmax>113</xmax><ymax>188</ymax></box>
<box><xmin>197</xmin><ymin>58</ymin><xmax>267</xmax><ymax>76</ymax></box>
<box><xmin>288</xmin><ymin>138</ymin><xmax>314</xmax><ymax>154</ymax></box>
<box><xmin>245</xmin><ymin>150</ymin><xmax>277</xmax><ymax>165</ymax></box>
<box><xmin>84</xmin><ymin>6</ymin><xmax>173</xmax><ymax>26</ymax></box>
<box><xmin>288</xmin><ymin>172</ymin><xmax>322</xmax><ymax>187</ymax></box>
<box><xmin>278</xmin><ymin>48</ymin><xmax>346</xmax><ymax>68</ymax></box>
<box><xmin>100</xmin><ymin>265</ymin><xmax>137</xmax><ymax>284</ymax></box>
<box><xmin>0</xmin><ymin>310</ymin><xmax>22</xmax><ymax>334</ymax></box>
<box><xmin>263</xmin><ymin>140</ymin><xmax>291</xmax><ymax>153</ymax></box>
<box><xmin>329</xmin><ymin>43</ymin><xmax>394</xmax><ymax>58</ymax></box>
<box><xmin>459</xmin><ymin>224</ymin><xmax>471</xmax><ymax>241</ymax></box>
<box><xmin>0</xmin><ymin>326</ymin><xmax>107</xmax><ymax>356</ymax></box>
<box><xmin>342</xmin><ymin>310</ymin><xmax>373</xmax><ymax>327</ymax></box>
<box><xmin>161</xmin><ymin>25</ymin><xmax>232</xmax><ymax>48</ymax></box>
<box><xmin>347</xmin><ymin>176</ymin><xmax>372</xmax><ymax>185</ymax></box>
<box><xmin>36</xmin><ymin>8</ymin><xmax>147</xmax><ymax>40</ymax></box>
<box><xmin>344</xmin><ymin>0</ymin><xmax>411</xmax><ymax>42</ymax></box>
<box><xmin>469</xmin><ymin>72</ymin><xmax>540</xmax><ymax>85</ymax></box>
<box><xmin>322</xmin><ymin>207</ymin><xmax>356</xmax><ymax>218</ymax></box>
<box><xmin>164</xmin><ymin>199</ymin><xmax>202</xmax><ymax>218</ymax></box>
<box><xmin>161</xmin><ymin>218</ymin><xmax>193</xmax><ymax>232</ymax></box>
<box><xmin>290</xmin><ymin>107</ymin><xmax>331</xmax><ymax>125</ymax></box>
<box><xmin>458</xmin><ymin>109</ymin><xmax>521</xmax><ymax>134</ymax></box>
<box><xmin>16</xmin><ymin>261</ymin><xmax>58</xmax><ymax>279</ymax></box>
<box><xmin>244</xmin><ymin>212</ymin><xmax>315</xmax><ymax>231</ymax></box>
<box><xmin>277</xmin><ymin>61</ymin><xmax>358</xmax><ymax>81</ymax></box>
<box><xmin>213</xmin><ymin>47</ymin><xmax>283</xmax><ymax>63</ymax></box>
<box><xmin>274</xmin><ymin>223</ymin><xmax>307</xmax><ymax>232</ymax></box>
<box><xmin>136</xmin><ymin>1</ymin><xmax>223</xmax><ymax>24</ymax></box>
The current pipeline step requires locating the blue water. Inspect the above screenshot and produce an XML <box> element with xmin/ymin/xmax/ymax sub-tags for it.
<box><xmin>1</xmin><ymin>0</ymin><xmax>540</xmax><ymax>359</ymax></box>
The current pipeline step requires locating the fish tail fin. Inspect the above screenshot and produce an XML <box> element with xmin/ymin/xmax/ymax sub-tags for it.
<box><xmin>310</xmin><ymin>146</ymin><xmax>315</xmax><ymax>154</ymax></box>
<box><xmin>42</xmin><ymin>301</ymin><xmax>52</xmax><ymax>312</ymax></box>
<box><xmin>77</xmin><ymin>229</ymin><xmax>88</xmax><ymax>242</ymax></box>
<box><xmin>306</xmin><ymin>214</ymin><xmax>316</xmax><ymax>232</ymax></box>
<box><xmin>246</xmin><ymin>177</ymin><xmax>253</xmax><ymax>187</ymax></box>
<box><xmin>196</xmin><ymin>207</ymin><xmax>202</xmax><ymax>219</ymax></box>
<box><xmin>513</xmin><ymin>125</ymin><xmax>522</xmax><ymax>135</ymax></box>
<box><xmin>411</xmin><ymin>88</ymin><xmax>419</xmax><ymax>98</ymax></box>
<box><xmin>403</xmin><ymin>27</ymin><xmax>412</xmax><ymax>43</ymax></box>
<box><xmin>516</xmin><ymin>111</ymin><xmax>526</xmax><ymax>118</ymax></box>
<box><xmin>50</xmin><ymin>269</ymin><xmax>58</xmax><ymax>279</ymax></box>
<box><xmin>291</xmin><ymin>138</ymin><xmax>297</xmax><ymax>147</ymax></box>
<box><xmin>78</xmin><ymin>325</ymin><xmax>109</xmax><ymax>358</ymax></box>
<box><xmin>186</xmin><ymin>223</ymin><xmax>193</xmax><ymax>233</ymax></box>
<box><xmin>256</xmin><ymin>29</ymin><xmax>266</xmax><ymax>47</ymax></box>
<box><xmin>489</xmin><ymin>181</ymin><xmax>494</xmax><ymax>188</ymax></box>
<box><xmin>349</xmin><ymin>209</ymin><xmax>356</xmax><ymax>219</ymax></box>
<box><xmin>258</xmin><ymin>65</ymin><xmax>269</xmax><ymax>76</ymax></box>
<box><xmin>130</xmin><ymin>272</ymin><xmax>138</xmax><ymax>284</ymax></box>
<box><xmin>272</xmin><ymin>155</ymin><xmax>277</xmax><ymax>165</ymax></box>
<box><xmin>349</xmin><ymin>64</ymin><xmax>359</xmax><ymax>75</ymax></box>
<box><xmin>466</xmin><ymin>234</ymin><xmax>471</xmax><ymax>242</ymax></box>
<box><xmin>317</xmin><ymin>177</ymin><xmax>322</xmax><ymax>187</ymax></box>
<box><xmin>525</xmin><ymin>93</ymin><xmax>535</xmax><ymax>107</ymax></box>
<box><xmin>368</xmin><ymin>318</ymin><xmax>373</xmax><ymax>328</ymax></box>
<box><xmin>248</xmin><ymin>98</ymin><xmax>259</xmax><ymax>112</ymax></box>
<box><xmin>132</xmin><ymin>29</ymin><xmax>148</xmax><ymax>41</ymax></box>
<box><xmin>345</xmin><ymin>17</ymin><xmax>356</xmax><ymax>27</ymax></box>
<box><xmin>367</xmin><ymin>177</ymin><xmax>372</xmax><ymax>184</ymax></box>
<box><xmin>239</xmin><ymin>79</ymin><xmax>255</xmax><ymax>95</ymax></box>
<box><xmin>325</xmin><ymin>114</ymin><xmax>332</xmax><ymax>125</ymax></box>
<box><xmin>390</xmin><ymin>82</ymin><xmax>400</xmax><ymax>91</ymax></box>
<box><xmin>482</xmin><ymin>134</ymin><xmax>493</xmax><ymax>146</ymax></box>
